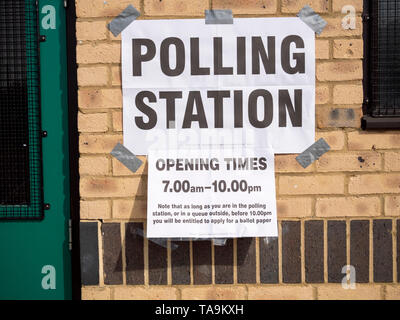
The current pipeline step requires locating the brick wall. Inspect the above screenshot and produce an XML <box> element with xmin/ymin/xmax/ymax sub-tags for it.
<box><xmin>77</xmin><ymin>0</ymin><xmax>400</xmax><ymax>300</ymax></box>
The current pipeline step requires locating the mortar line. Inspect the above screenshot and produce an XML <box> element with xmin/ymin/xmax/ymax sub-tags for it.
<box><xmin>140</xmin><ymin>0</ymin><xmax>145</xmax><ymax>16</ymax></box>
<box><xmin>301</xmin><ymin>220</ymin><xmax>305</xmax><ymax>284</ymax></box>
<box><xmin>278</xmin><ymin>221</ymin><xmax>283</xmax><ymax>284</ymax></box>
<box><xmin>382</xmin><ymin>284</ymin><xmax>387</xmax><ymax>300</ymax></box>
<box><xmin>233</xmin><ymin>238</ymin><xmax>238</xmax><ymax>284</ymax></box>
<box><xmin>120</xmin><ymin>222</ymin><xmax>127</xmax><ymax>285</ymax></box>
<box><xmin>211</xmin><ymin>240</ymin><xmax>215</xmax><ymax>285</ymax></box>
<box><xmin>167</xmin><ymin>240</ymin><xmax>172</xmax><ymax>285</ymax></box>
<box><xmin>98</xmin><ymin>220</ymin><xmax>105</xmax><ymax>286</ymax></box>
<box><xmin>255</xmin><ymin>237</ymin><xmax>260</xmax><ymax>284</ymax></box>
<box><xmin>393</xmin><ymin>219</ymin><xmax>397</xmax><ymax>283</ymax></box>
<box><xmin>323</xmin><ymin>219</ymin><xmax>328</xmax><ymax>283</ymax></box>
<box><xmin>143</xmin><ymin>220</ymin><xmax>149</xmax><ymax>285</ymax></box>
<box><xmin>346</xmin><ymin>219</ymin><xmax>351</xmax><ymax>288</ymax></box>
<box><xmin>190</xmin><ymin>240</ymin><xmax>194</xmax><ymax>285</ymax></box>
<box><xmin>369</xmin><ymin>218</ymin><xmax>374</xmax><ymax>283</ymax></box>
<box><xmin>346</xmin><ymin>219</ymin><xmax>351</xmax><ymax>267</ymax></box>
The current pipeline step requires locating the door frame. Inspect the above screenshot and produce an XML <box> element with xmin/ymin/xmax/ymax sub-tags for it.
<box><xmin>65</xmin><ymin>0</ymin><xmax>81</xmax><ymax>300</ymax></box>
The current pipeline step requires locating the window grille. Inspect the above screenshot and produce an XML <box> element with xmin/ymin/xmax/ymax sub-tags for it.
<box><xmin>363</xmin><ymin>0</ymin><xmax>400</xmax><ymax>129</ymax></box>
<box><xmin>0</xmin><ymin>0</ymin><xmax>43</xmax><ymax>219</ymax></box>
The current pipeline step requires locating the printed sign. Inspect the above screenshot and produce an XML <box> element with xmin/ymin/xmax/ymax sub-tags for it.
<box><xmin>122</xmin><ymin>18</ymin><xmax>315</xmax><ymax>154</ymax></box>
<box><xmin>147</xmin><ymin>147</ymin><xmax>278</xmax><ymax>238</ymax></box>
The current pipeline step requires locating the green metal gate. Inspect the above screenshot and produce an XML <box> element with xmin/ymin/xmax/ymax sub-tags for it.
<box><xmin>0</xmin><ymin>0</ymin><xmax>73</xmax><ymax>299</ymax></box>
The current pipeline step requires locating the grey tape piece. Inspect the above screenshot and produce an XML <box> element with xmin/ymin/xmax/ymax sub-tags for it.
<box><xmin>296</xmin><ymin>138</ymin><xmax>331</xmax><ymax>169</ymax></box>
<box><xmin>132</xmin><ymin>228</ymin><xmax>179</xmax><ymax>250</ymax></box>
<box><xmin>107</xmin><ymin>5</ymin><xmax>140</xmax><ymax>37</ymax></box>
<box><xmin>263</xmin><ymin>237</ymin><xmax>278</xmax><ymax>245</ymax></box>
<box><xmin>111</xmin><ymin>143</ymin><xmax>143</xmax><ymax>173</ymax></box>
<box><xmin>171</xmin><ymin>238</ymin><xmax>202</xmax><ymax>242</ymax></box>
<box><xmin>205</xmin><ymin>10</ymin><xmax>233</xmax><ymax>24</ymax></box>
<box><xmin>297</xmin><ymin>5</ymin><xmax>327</xmax><ymax>35</ymax></box>
<box><xmin>213</xmin><ymin>238</ymin><xmax>228</xmax><ymax>246</ymax></box>
<box><xmin>172</xmin><ymin>238</ymin><xmax>228</xmax><ymax>246</ymax></box>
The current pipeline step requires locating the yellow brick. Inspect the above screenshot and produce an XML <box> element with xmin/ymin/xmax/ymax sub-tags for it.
<box><xmin>277</xmin><ymin>198</ymin><xmax>313</xmax><ymax>218</ymax></box>
<box><xmin>77</xmin><ymin>43</ymin><xmax>121</xmax><ymax>64</ymax></box>
<box><xmin>112</xmin><ymin>156</ymin><xmax>147</xmax><ymax>176</ymax></box>
<box><xmin>316</xmin><ymin>197</ymin><xmax>381</xmax><ymax>217</ymax></box>
<box><xmin>333</xmin><ymin>84</ymin><xmax>363</xmax><ymax>104</ymax></box>
<box><xmin>80</xmin><ymin>134</ymin><xmax>122</xmax><ymax>154</ymax></box>
<box><xmin>316</xmin><ymin>85</ymin><xmax>329</xmax><ymax>105</ymax></box>
<box><xmin>317</xmin><ymin>61</ymin><xmax>363</xmax><ymax>81</ymax></box>
<box><xmin>275</xmin><ymin>154</ymin><xmax>313</xmax><ymax>173</ymax></box>
<box><xmin>111</xmin><ymin>66</ymin><xmax>121</xmax><ymax>86</ymax></box>
<box><xmin>281</xmin><ymin>0</ymin><xmax>329</xmax><ymax>13</ymax></box>
<box><xmin>333</xmin><ymin>39</ymin><xmax>363</xmax><ymax>59</ymax></box>
<box><xmin>79</xmin><ymin>156</ymin><xmax>110</xmax><ymax>175</ymax></box>
<box><xmin>77</xmin><ymin>0</ymin><xmax>141</xmax><ymax>18</ymax></box>
<box><xmin>181</xmin><ymin>286</ymin><xmax>246</xmax><ymax>300</ymax></box>
<box><xmin>384</xmin><ymin>196</ymin><xmax>400</xmax><ymax>217</ymax></box>
<box><xmin>318</xmin><ymin>17</ymin><xmax>362</xmax><ymax>38</ymax></box>
<box><xmin>81</xmin><ymin>287</ymin><xmax>111</xmax><ymax>300</ymax></box>
<box><xmin>113</xmin><ymin>199</ymin><xmax>147</xmax><ymax>219</ymax></box>
<box><xmin>113</xmin><ymin>286</ymin><xmax>178</xmax><ymax>300</ymax></box>
<box><xmin>81</xmin><ymin>200</ymin><xmax>111</xmax><ymax>219</ymax></box>
<box><xmin>78</xmin><ymin>112</ymin><xmax>109</xmax><ymax>133</ymax></box>
<box><xmin>145</xmin><ymin>0</ymin><xmax>208</xmax><ymax>16</ymax></box>
<box><xmin>385</xmin><ymin>285</ymin><xmax>400</xmax><ymax>300</ymax></box>
<box><xmin>316</xmin><ymin>131</ymin><xmax>345</xmax><ymax>151</ymax></box>
<box><xmin>349</xmin><ymin>174</ymin><xmax>400</xmax><ymax>194</ymax></box>
<box><xmin>316</xmin><ymin>152</ymin><xmax>381</xmax><ymax>172</ymax></box>
<box><xmin>80</xmin><ymin>177</ymin><xmax>146</xmax><ymax>198</ymax></box>
<box><xmin>384</xmin><ymin>152</ymin><xmax>400</xmax><ymax>171</ymax></box>
<box><xmin>248</xmin><ymin>286</ymin><xmax>314</xmax><ymax>300</ymax></box>
<box><xmin>112</xmin><ymin>110</ymin><xmax>122</xmax><ymax>132</ymax></box>
<box><xmin>317</xmin><ymin>285</ymin><xmax>382</xmax><ymax>300</ymax></box>
<box><xmin>333</xmin><ymin>0</ymin><xmax>363</xmax><ymax>12</ymax></box>
<box><xmin>316</xmin><ymin>40</ymin><xmax>330</xmax><ymax>60</ymax></box>
<box><xmin>79</xmin><ymin>89</ymin><xmax>122</xmax><ymax>109</ymax></box>
<box><xmin>78</xmin><ymin>66</ymin><xmax>109</xmax><ymax>87</ymax></box>
<box><xmin>76</xmin><ymin>21</ymin><xmax>108</xmax><ymax>41</ymax></box>
<box><xmin>279</xmin><ymin>175</ymin><xmax>345</xmax><ymax>195</ymax></box>
<box><xmin>348</xmin><ymin>131</ymin><xmax>400</xmax><ymax>150</ymax></box>
<box><xmin>316</xmin><ymin>107</ymin><xmax>362</xmax><ymax>129</ymax></box>
<box><xmin>213</xmin><ymin>0</ymin><xmax>277</xmax><ymax>14</ymax></box>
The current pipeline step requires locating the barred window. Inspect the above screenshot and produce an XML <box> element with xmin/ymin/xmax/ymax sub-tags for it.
<box><xmin>363</xmin><ymin>0</ymin><xmax>400</xmax><ymax>129</ymax></box>
<box><xmin>0</xmin><ymin>0</ymin><xmax>43</xmax><ymax>219</ymax></box>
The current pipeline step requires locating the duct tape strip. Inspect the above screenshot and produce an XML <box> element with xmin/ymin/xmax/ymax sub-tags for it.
<box><xmin>296</xmin><ymin>138</ymin><xmax>331</xmax><ymax>168</ymax></box>
<box><xmin>111</xmin><ymin>143</ymin><xmax>143</xmax><ymax>173</ymax></box>
<box><xmin>205</xmin><ymin>10</ymin><xmax>233</xmax><ymax>24</ymax></box>
<box><xmin>107</xmin><ymin>5</ymin><xmax>140</xmax><ymax>37</ymax></box>
<box><xmin>131</xmin><ymin>227</ymin><xmax>179</xmax><ymax>250</ymax></box>
<box><xmin>262</xmin><ymin>237</ymin><xmax>278</xmax><ymax>245</ymax></box>
<box><xmin>213</xmin><ymin>238</ymin><xmax>228</xmax><ymax>246</ymax></box>
<box><xmin>297</xmin><ymin>5</ymin><xmax>327</xmax><ymax>35</ymax></box>
<box><xmin>171</xmin><ymin>238</ymin><xmax>228</xmax><ymax>246</ymax></box>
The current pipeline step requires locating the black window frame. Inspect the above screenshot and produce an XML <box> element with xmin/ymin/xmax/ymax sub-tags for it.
<box><xmin>362</xmin><ymin>0</ymin><xmax>400</xmax><ymax>130</ymax></box>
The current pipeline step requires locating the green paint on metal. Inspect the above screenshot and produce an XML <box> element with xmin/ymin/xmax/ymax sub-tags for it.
<box><xmin>0</xmin><ymin>0</ymin><xmax>72</xmax><ymax>300</ymax></box>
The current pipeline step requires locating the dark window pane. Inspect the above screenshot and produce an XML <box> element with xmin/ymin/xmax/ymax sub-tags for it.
<box><xmin>0</xmin><ymin>0</ymin><xmax>43</xmax><ymax>218</ymax></box>
<box><xmin>369</xmin><ymin>0</ymin><xmax>400</xmax><ymax>117</ymax></box>
<box><xmin>0</xmin><ymin>0</ymin><xmax>30</xmax><ymax>204</ymax></box>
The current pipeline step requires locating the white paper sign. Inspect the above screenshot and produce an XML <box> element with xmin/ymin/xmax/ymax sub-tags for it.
<box><xmin>147</xmin><ymin>147</ymin><xmax>278</xmax><ymax>238</ymax></box>
<box><xmin>122</xmin><ymin>18</ymin><xmax>315</xmax><ymax>155</ymax></box>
